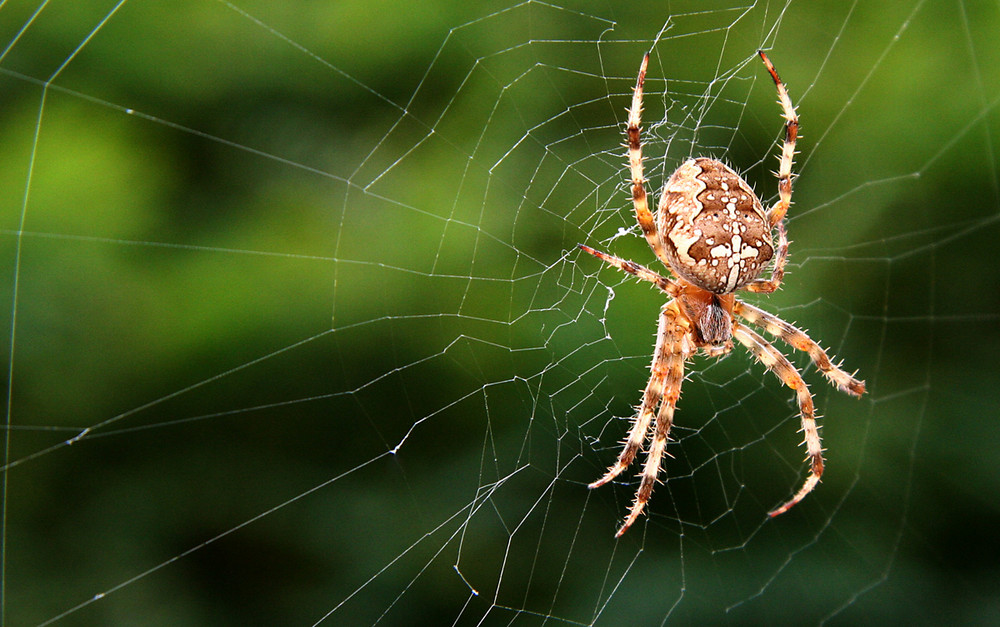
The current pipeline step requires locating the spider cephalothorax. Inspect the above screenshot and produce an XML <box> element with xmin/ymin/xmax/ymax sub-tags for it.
<box><xmin>582</xmin><ymin>51</ymin><xmax>865</xmax><ymax>537</ymax></box>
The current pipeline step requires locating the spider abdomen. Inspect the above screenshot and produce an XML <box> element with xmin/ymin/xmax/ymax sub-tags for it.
<box><xmin>659</xmin><ymin>158</ymin><xmax>773</xmax><ymax>294</ymax></box>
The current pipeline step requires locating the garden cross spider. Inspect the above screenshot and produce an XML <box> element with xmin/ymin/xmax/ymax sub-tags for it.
<box><xmin>582</xmin><ymin>51</ymin><xmax>866</xmax><ymax>537</ymax></box>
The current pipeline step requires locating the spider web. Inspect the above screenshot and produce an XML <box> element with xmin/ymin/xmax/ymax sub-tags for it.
<box><xmin>2</xmin><ymin>0</ymin><xmax>999</xmax><ymax>624</ymax></box>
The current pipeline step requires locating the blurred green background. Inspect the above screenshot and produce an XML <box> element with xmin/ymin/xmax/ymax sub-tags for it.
<box><xmin>1</xmin><ymin>0</ymin><xmax>998</xmax><ymax>625</ymax></box>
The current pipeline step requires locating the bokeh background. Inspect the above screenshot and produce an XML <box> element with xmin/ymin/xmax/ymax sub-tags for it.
<box><xmin>1</xmin><ymin>0</ymin><xmax>998</xmax><ymax>625</ymax></box>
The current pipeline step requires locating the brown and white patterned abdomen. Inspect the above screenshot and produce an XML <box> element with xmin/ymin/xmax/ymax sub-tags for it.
<box><xmin>658</xmin><ymin>158</ymin><xmax>774</xmax><ymax>294</ymax></box>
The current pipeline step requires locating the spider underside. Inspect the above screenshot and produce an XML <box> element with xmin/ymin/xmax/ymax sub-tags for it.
<box><xmin>582</xmin><ymin>51</ymin><xmax>865</xmax><ymax>538</ymax></box>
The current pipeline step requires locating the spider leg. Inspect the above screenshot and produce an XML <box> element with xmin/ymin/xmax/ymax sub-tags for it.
<box><xmin>750</xmin><ymin>50</ymin><xmax>796</xmax><ymax>294</ymax></box>
<box><xmin>626</xmin><ymin>53</ymin><xmax>670</xmax><ymax>266</ymax></box>
<box><xmin>589</xmin><ymin>304</ymin><xmax>675</xmax><ymax>490</ymax></box>
<box><xmin>734</xmin><ymin>301</ymin><xmax>866</xmax><ymax>396</ymax></box>
<box><xmin>732</xmin><ymin>324</ymin><xmax>823</xmax><ymax>518</ymax></box>
<box><xmin>579</xmin><ymin>244</ymin><xmax>679</xmax><ymax>297</ymax></box>
<box><xmin>744</xmin><ymin>219</ymin><xmax>787</xmax><ymax>293</ymax></box>
<box><xmin>758</xmin><ymin>50</ymin><xmax>798</xmax><ymax>228</ymax></box>
<box><xmin>616</xmin><ymin>304</ymin><xmax>690</xmax><ymax>537</ymax></box>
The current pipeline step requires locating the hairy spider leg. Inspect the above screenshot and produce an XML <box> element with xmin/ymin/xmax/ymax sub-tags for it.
<box><xmin>732</xmin><ymin>324</ymin><xmax>823</xmax><ymax>517</ymax></box>
<box><xmin>745</xmin><ymin>50</ymin><xmax>798</xmax><ymax>294</ymax></box>
<box><xmin>626</xmin><ymin>53</ymin><xmax>672</xmax><ymax>266</ymax></box>
<box><xmin>589</xmin><ymin>306</ymin><xmax>673</xmax><ymax>490</ymax></box>
<box><xmin>591</xmin><ymin>304</ymin><xmax>692</xmax><ymax>537</ymax></box>
<box><xmin>745</xmin><ymin>219</ymin><xmax>788</xmax><ymax>294</ymax></box>
<box><xmin>758</xmin><ymin>50</ymin><xmax>799</xmax><ymax>229</ymax></box>
<box><xmin>579</xmin><ymin>245</ymin><xmax>694</xmax><ymax>535</ymax></box>
<box><xmin>735</xmin><ymin>301</ymin><xmax>866</xmax><ymax>396</ymax></box>
<box><xmin>617</xmin><ymin>306</ymin><xmax>689</xmax><ymax>536</ymax></box>
<box><xmin>578</xmin><ymin>244</ymin><xmax>678</xmax><ymax>296</ymax></box>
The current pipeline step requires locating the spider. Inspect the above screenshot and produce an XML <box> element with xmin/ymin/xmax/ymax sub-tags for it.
<box><xmin>581</xmin><ymin>51</ymin><xmax>866</xmax><ymax>537</ymax></box>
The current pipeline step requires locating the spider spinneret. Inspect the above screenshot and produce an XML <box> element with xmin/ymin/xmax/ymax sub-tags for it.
<box><xmin>582</xmin><ymin>50</ymin><xmax>865</xmax><ymax>537</ymax></box>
